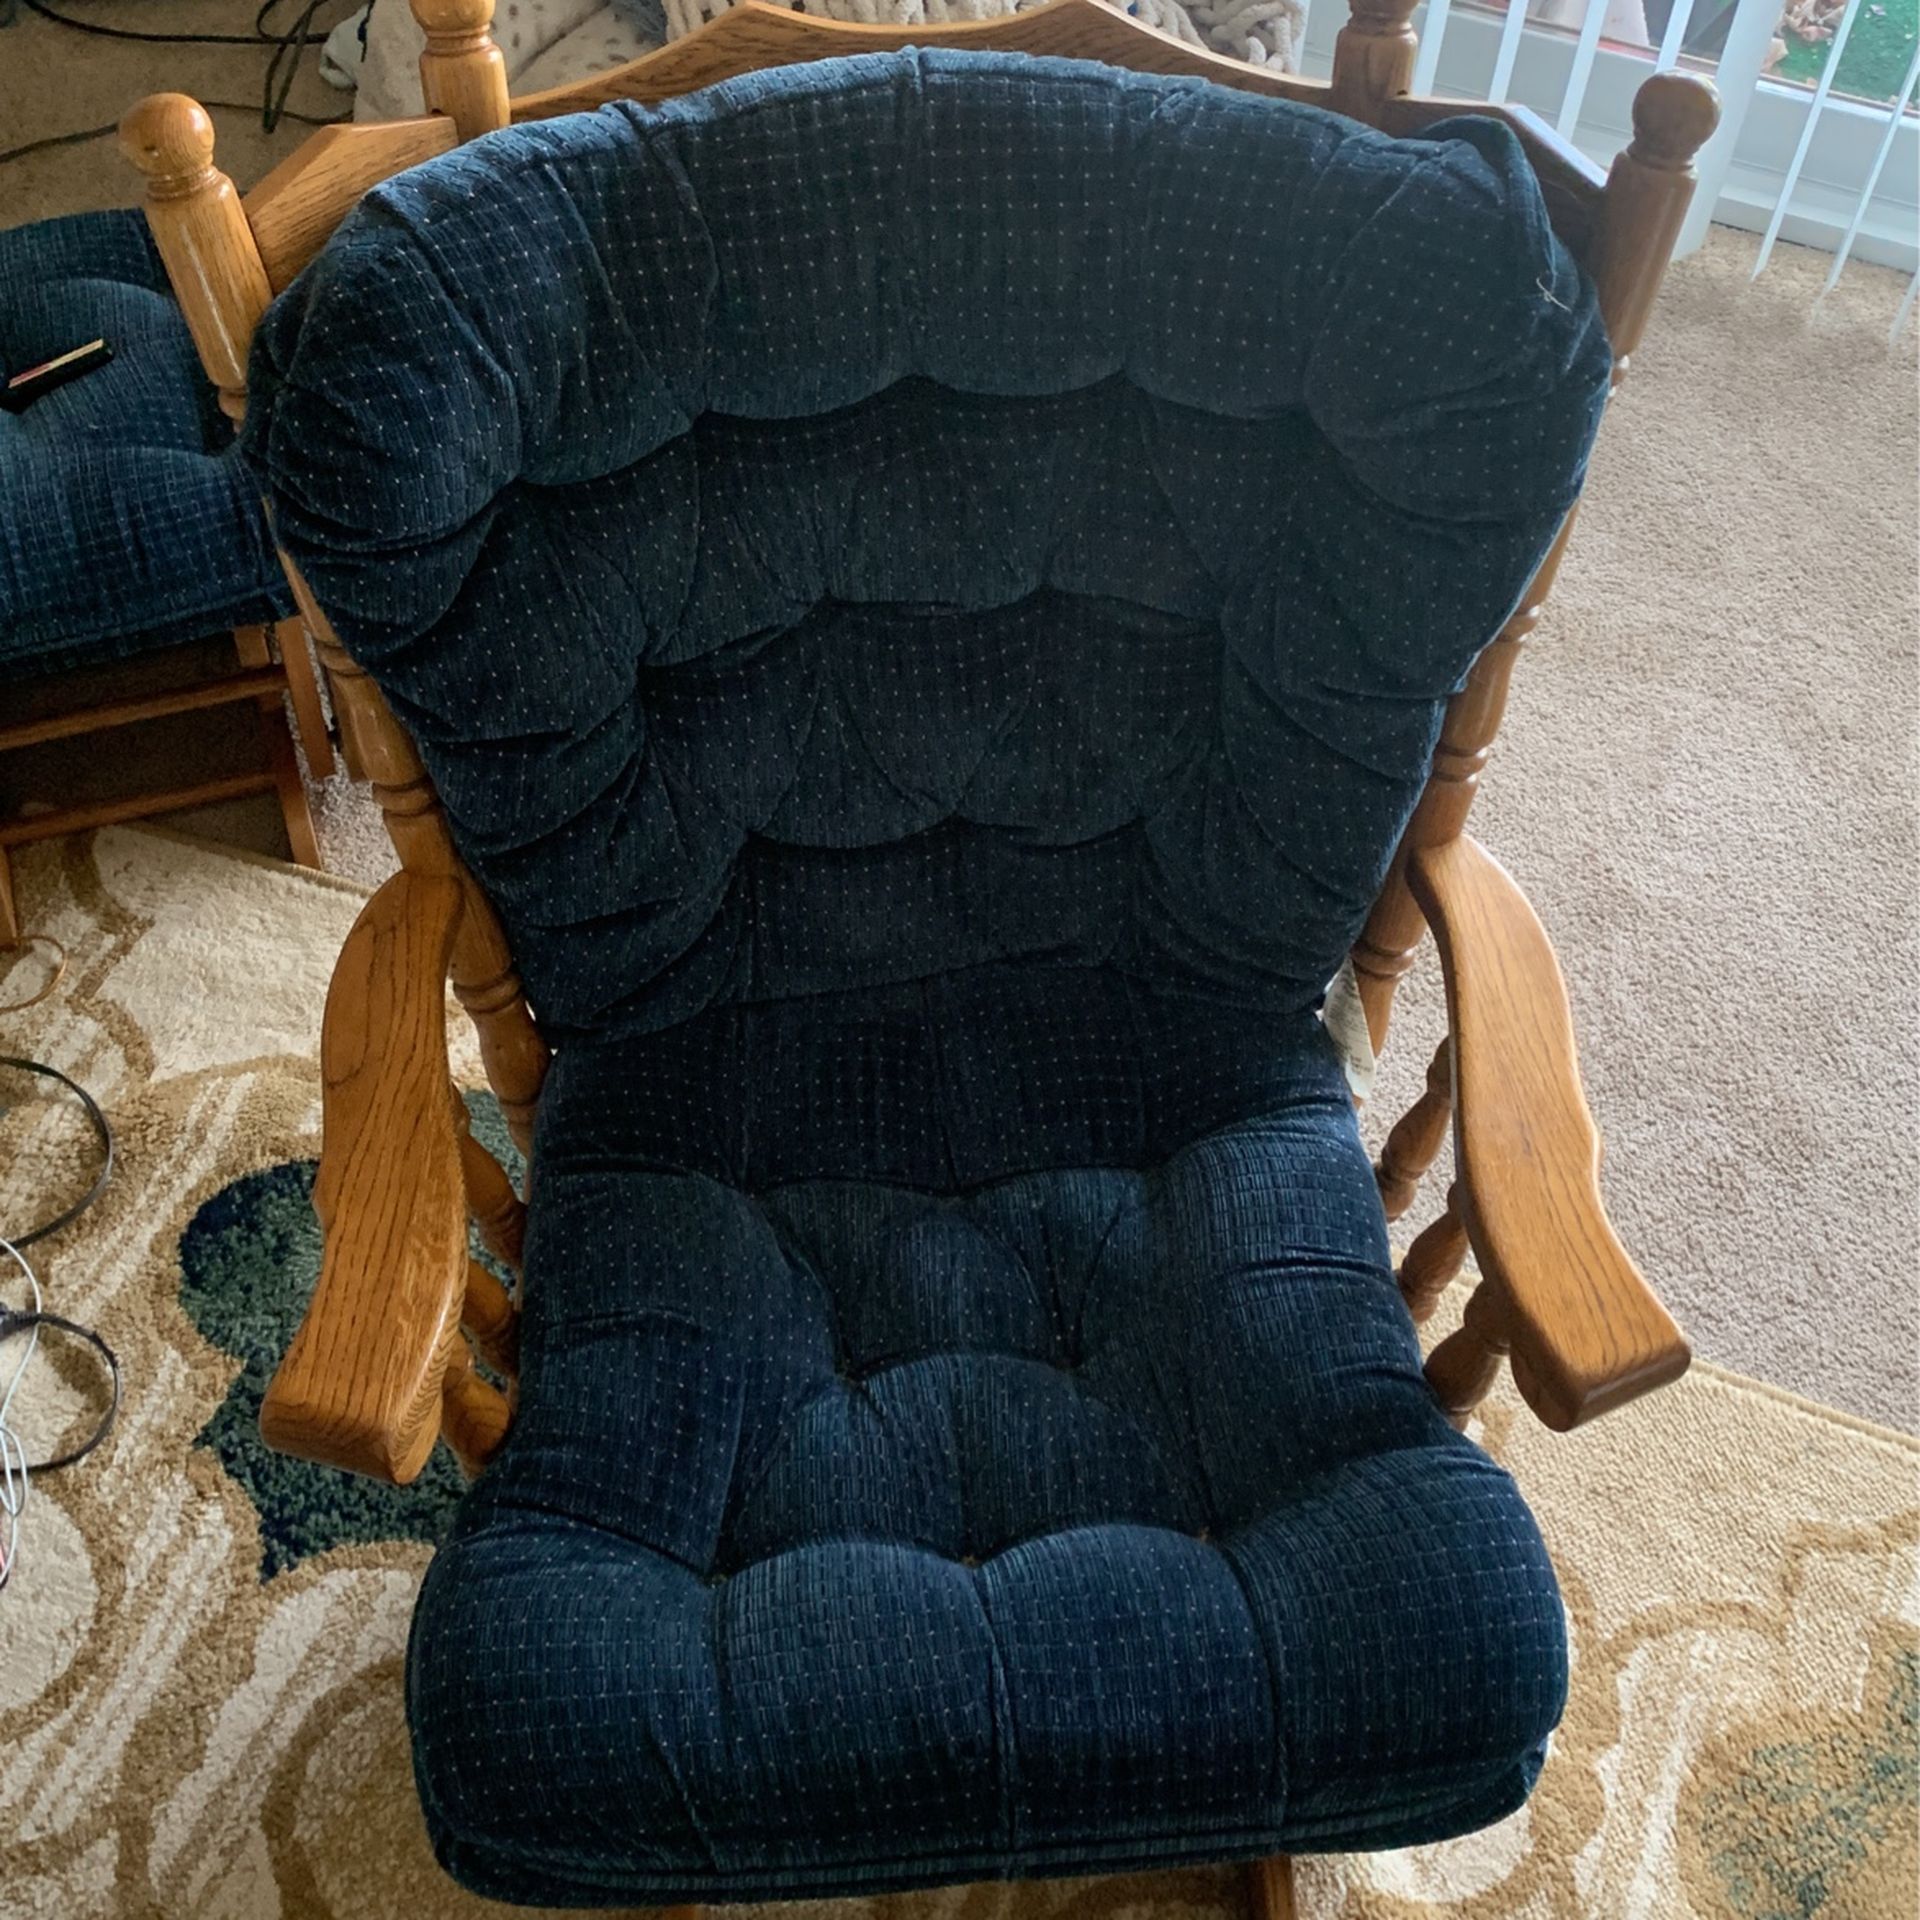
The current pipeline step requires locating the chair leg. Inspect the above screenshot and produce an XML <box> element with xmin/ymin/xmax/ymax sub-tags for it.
<box><xmin>1249</xmin><ymin>1857</ymin><xmax>1297</xmax><ymax>1919</ymax></box>
<box><xmin>237</xmin><ymin>624</ymin><xmax>323</xmax><ymax>868</ymax></box>
<box><xmin>0</xmin><ymin>845</ymin><xmax>18</xmax><ymax>950</ymax></box>
<box><xmin>273</xmin><ymin>615</ymin><xmax>337</xmax><ymax>780</ymax></box>
<box><xmin>262</xmin><ymin>708</ymin><xmax>322</xmax><ymax>868</ymax></box>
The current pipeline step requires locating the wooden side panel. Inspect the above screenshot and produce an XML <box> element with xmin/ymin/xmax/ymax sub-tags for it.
<box><xmin>246</xmin><ymin>119</ymin><xmax>461</xmax><ymax>291</ymax></box>
<box><xmin>275</xmin><ymin>615</ymin><xmax>337</xmax><ymax>777</ymax></box>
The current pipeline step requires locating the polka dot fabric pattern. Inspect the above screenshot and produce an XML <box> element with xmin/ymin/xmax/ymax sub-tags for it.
<box><xmin>244</xmin><ymin>52</ymin><xmax>1609</xmax><ymax>1906</ymax></box>
<box><xmin>245</xmin><ymin>50</ymin><xmax>1610</xmax><ymax>1042</ymax></box>
<box><xmin>410</xmin><ymin>981</ymin><xmax>1569</xmax><ymax>1902</ymax></box>
<box><xmin>0</xmin><ymin>211</ymin><xmax>290</xmax><ymax>675</ymax></box>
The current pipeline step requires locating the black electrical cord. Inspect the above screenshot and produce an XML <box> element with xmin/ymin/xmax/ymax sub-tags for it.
<box><xmin>0</xmin><ymin>1056</ymin><xmax>114</xmax><ymax>1249</ymax></box>
<box><xmin>257</xmin><ymin>0</ymin><xmax>336</xmax><ymax>132</ymax></box>
<box><xmin>16</xmin><ymin>0</ymin><xmax>260</xmax><ymax>42</ymax></box>
<box><xmin>0</xmin><ymin>1053</ymin><xmax>123</xmax><ymax>1591</ymax></box>
<box><xmin>0</xmin><ymin>99</ymin><xmax>349</xmax><ymax>170</ymax></box>
<box><xmin>8</xmin><ymin>0</ymin><xmax>352</xmax><ymax>135</ymax></box>
<box><xmin>0</xmin><ymin>1307</ymin><xmax>120</xmax><ymax>1475</ymax></box>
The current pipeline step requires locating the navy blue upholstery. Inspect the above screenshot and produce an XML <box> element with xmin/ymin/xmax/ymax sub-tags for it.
<box><xmin>245</xmin><ymin>50</ymin><xmax>1611</xmax><ymax>1905</ymax></box>
<box><xmin>0</xmin><ymin>211</ymin><xmax>289</xmax><ymax>676</ymax></box>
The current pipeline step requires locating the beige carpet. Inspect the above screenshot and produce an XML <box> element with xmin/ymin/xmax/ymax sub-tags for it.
<box><xmin>2</xmin><ymin>10</ymin><xmax>1916</xmax><ymax>1435</ymax></box>
<box><xmin>1</xmin><ymin>825</ymin><xmax>1915</xmax><ymax>1920</ymax></box>
<box><xmin>1364</xmin><ymin>228</ymin><xmax>1920</xmax><ymax>1436</ymax></box>
<box><xmin>0</xmin><ymin>0</ymin><xmax>357</xmax><ymax>225</ymax></box>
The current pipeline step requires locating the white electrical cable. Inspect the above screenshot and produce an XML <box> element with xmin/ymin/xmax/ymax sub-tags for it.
<box><xmin>0</xmin><ymin>1234</ymin><xmax>44</xmax><ymax>1592</ymax></box>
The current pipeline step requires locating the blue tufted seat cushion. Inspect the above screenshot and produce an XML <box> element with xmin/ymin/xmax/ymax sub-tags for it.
<box><xmin>243</xmin><ymin>47</ymin><xmax>1612</xmax><ymax>1904</ymax></box>
<box><xmin>410</xmin><ymin>972</ymin><xmax>1568</xmax><ymax>1902</ymax></box>
<box><xmin>0</xmin><ymin>210</ymin><xmax>289</xmax><ymax>675</ymax></box>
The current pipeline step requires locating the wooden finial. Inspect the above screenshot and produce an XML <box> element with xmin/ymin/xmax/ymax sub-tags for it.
<box><xmin>120</xmin><ymin>94</ymin><xmax>272</xmax><ymax>421</ymax></box>
<box><xmin>411</xmin><ymin>0</ymin><xmax>510</xmax><ymax>143</ymax></box>
<box><xmin>1592</xmin><ymin>71</ymin><xmax>1720</xmax><ymax>373</ymax></box>
<box><xmin>1627</xmin><ymin>70</ymin><xmax>1721</xmax><ymax>171</ymax></box>
<box><xmin>119</xmin><ymin>92</ymin><xmax>217</xmax><ymax>194</ymax></box>
<box><xmin>1329</xmin><ymin>0</ymin><xmax>1421</xmax><ymax>121</ymax></box>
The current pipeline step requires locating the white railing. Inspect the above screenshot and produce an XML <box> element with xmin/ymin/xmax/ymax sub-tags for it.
<box><xmin>1299</xmin><ymin>0</ymin><xmax>1920</xmax><ymax>338</ymax></box>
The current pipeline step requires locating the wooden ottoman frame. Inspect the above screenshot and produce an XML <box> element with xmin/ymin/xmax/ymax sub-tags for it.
<box><xmin>0</xmin><ymin>617</ymin><xmax>332</xmax><ymax>948</ymax></box>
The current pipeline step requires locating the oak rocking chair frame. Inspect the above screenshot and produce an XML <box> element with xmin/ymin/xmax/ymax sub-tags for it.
<box><xmin>121</xmin><ymin>5</ymin><xmax>1719</xmax><ymax>1911</ymax></box>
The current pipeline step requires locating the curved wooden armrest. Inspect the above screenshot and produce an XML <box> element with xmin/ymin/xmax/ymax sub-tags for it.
<box><xmin>1409</xmin><ymin>835</ymin><xmax>1689</xmax><ymax>1430</ymax></box>
<box><xmin>260</xmin><ymin>870</ymin><xmax>469</xmax><ymax>1482</ymax></box>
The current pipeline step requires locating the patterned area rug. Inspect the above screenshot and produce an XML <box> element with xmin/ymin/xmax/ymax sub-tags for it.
<box><xmin>1</xmin><ymin>828</ymin><xmax>1913</xmax><ymax>1920</ymax></box>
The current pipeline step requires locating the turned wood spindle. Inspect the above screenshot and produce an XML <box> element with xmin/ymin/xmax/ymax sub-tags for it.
<box><xmin>296</xmin><ymin>578</ymin><xmax>551</xmax><ymax>1155</ymax></box>
<box><xmin>448</xmin><ymin>907</ymin><xmax>547</xmax><ymax>1156</ymax></box>
<box><xmin>412</xmin><ymin>0</ymin><xmax>511</xmax><ymax>143</ymax></box>
<box><xmin>1425</xmin><ymin>1279</ymin><xmax>1514</xmax><ymax>1428</ymax></box>
<box><xmin>441</xmin><ymin>1338</ymin><xmax>512</xmax><ymax>1474</ymax></box>
<box><xmin>119</xmin><ymin>96</ymin><xmax>272</xmax><ymax>422</ymax></box>
<box><xmin>1351</xmin><ymin>514</ymin><xmax>1576</xmax><ymax>1054</ymax></box>
<box><xmin>1593</xmin><ymin>73</ymin><xmax>1721</xmax><ymax>379</ymax></box>
<box><xmin>1375</xmin><ymin>1035</ymin><xmax>1452</xmax><ymax>1219</ymax></box>
<box><xmin>1398</xmin><ymin>1182</ymin><xmax>1470</xmax><ymax>1324</ymax></box>
<box><xmin>459</xmin><ymin>1124</ymin><xmax>527</xmax><ymax>1271</ymax></box>
<box><xmin>1328</xmin><ymin>0</ymin><xmax>1419</xmax><ymax>119</ymax></box>
<box><xmin>462</xmin><ymin>1260</ymin><xmax>520</xmax><ymax>1377</ymax></box>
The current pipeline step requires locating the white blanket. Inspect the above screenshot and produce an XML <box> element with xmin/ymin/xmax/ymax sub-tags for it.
<box><xmin>322</xmin><ymin>0</ymin><xmax>1307</xmax><ymax>124</ymax></box>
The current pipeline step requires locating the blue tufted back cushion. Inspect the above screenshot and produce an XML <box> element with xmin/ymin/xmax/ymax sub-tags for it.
<box><xmin>245</xmin><ymin>51</ymin><xmax>1610</xmax><ymax>1041</ymax></box>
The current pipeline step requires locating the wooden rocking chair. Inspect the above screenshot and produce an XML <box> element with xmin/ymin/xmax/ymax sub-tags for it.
<box><xmin>122</xmin><ymin>4</ymin><xmax>1718</xmax><ymax>1913</ymax></box>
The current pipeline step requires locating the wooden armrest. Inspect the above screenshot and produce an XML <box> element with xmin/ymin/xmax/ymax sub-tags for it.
<box><xmin>1409</xmin><ymin>835</ymin><xmax>1688</xmax><ymax>1430</ymax></box>
<box><xmin>260</xmin><ymin>870</ymin><xmax>469</xmax><ymax>1482</ymax></box>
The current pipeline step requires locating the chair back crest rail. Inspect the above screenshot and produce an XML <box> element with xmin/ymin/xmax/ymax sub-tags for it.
<box><xmin>120</xmin><ymin>0</ymin><xmax>1716</xmax><ymax>1446</ymax></box>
